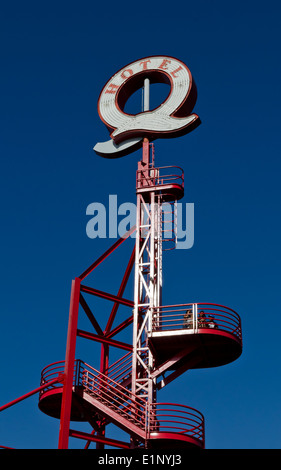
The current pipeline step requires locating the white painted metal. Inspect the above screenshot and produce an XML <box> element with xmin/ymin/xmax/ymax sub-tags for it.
<box><xmin>94</xmin><ymin>55</ymin><xmax>199</xmax><ymax>158</ymax></box>
<box><xmin>132</xmin><ymin>78</ymin><xmax>162</xmax><ymax>410</ymax></box>
<box><xmin>93</xmin><ymin>136</ymin><xmax>142</xmax><ymax>158</ymax></box>
<box><xmin>143</xmin><ymin>78</ymin><xmax>150</xmax><ymax>112</ymax></box>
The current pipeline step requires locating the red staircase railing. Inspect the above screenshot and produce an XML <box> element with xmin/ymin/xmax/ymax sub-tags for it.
<box><xmin>77</xmin><ymin>361</ymin><xmax>147</xmax><ymax>430</ymax></box>
<box><xmin>105</xmin><ymin>352</ymin><xmax>132</xmax><ymax>385</ymax></box>
<box><xmin>148</xmin><ymin>402</ymin><xmax>204</xmax><ymax>442</ymax></box>
<box><xmin>136</xmin><ymin>165</ymin><xmax>184</xmax><ymax>191</ymax></box>
<box><xmin>39</xmin><ymin>359</ymin><xmax>205</xmax><ymax>447</ymax></box>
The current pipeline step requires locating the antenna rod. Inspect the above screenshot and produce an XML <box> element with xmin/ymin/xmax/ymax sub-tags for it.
<box><xmin>143</xmin><ymin>78</ymin><xmax>150</xmax><ymax>112</ymax></box>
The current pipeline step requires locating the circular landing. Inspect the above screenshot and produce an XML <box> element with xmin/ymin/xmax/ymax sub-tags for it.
<box><xmin>137</xmin><ymin>183</ymin><xmax>184</xmax><ymax>202</ymax></box>
<box><xmin>147</xmin><ymin>432</ymin><xmax>204</xmax><ymax>449</ymax></box>
<box><xmin>149</xmin><ymin>303</ymin><xmax>242</xmax><ymax>370</ymax></box>
<box><xmin>149</xmin><ymin>328</ymin><xmax>242</xmax><ymax>370</ymax></box>
<box><xmin>38</xmin><ymin>387</ymin><xmax>92</xmax><ymax>421</ymax></box>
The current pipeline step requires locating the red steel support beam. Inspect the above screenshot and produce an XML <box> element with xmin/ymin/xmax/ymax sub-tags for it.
<box><xmin>105</xmin><ymin>246</ymin><xmax>135</xmax><ymax>335</ymax></box>
<box><xmin>58</xmin><ymin>277</ymin><xmax>81</xmax><ymax>449</ymax></box>
<box><xmin>150</xmin><ymin>346</ymin><xmax>200</xmax><ymax>380</ymax></box>
<box><xmin>79</xmin><ymin>293</ymin><xmax>104</xmax><ymax>336</ymax></box>
<box><xmin>80</xmin><ymin>284</ymin><xmax>134</xmax><ymax>308</ymax></box>
<box><xmin>96</xmin><ymin>342</ymin><xmax>108</xmax><ymax>450</ymax></box>
<box><xmin>78</xmin><ymin>225</ymin><xmax>136</xmax><ymax>281</ymax></box>
<box><xmin>106</xmin><ymin>314</ymin><xmax>133</xmax><ymax>339</ymax></box>
<box><xmin>77</xmin><ymin>329</ymin><xmax>133</xmax><ymax>352</ymax></box>
<box><xmin>69</xmin><ymin>429</ymin><xmax>130</xmax><ymax>449</ymax></box>
<box><xmin>0</xmin><ymin>376</ymin><xmax>64</xmax><ymax>413</ymax></box>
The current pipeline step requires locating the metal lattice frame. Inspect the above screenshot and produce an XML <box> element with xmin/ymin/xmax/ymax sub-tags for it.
<box><xmin>132</xmin><ymin>187</ymin><xmax>160</xmax><ymax>401</ymax></box>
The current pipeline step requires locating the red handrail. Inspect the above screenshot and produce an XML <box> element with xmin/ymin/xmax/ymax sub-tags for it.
<box><xmin>105</xmin><ymin>352</ymin><xmax>132</xmax><ymax>384</ymax></box>
<box><xmin>149</xmin><ymin>402</ymin><xmax>204</xmax><ymax>444</ymax></box>
<box><xmin>152</xmin><ymin>302</ymin><xmax>242</xmax><ymax>342</ymax></box>
<box><xmin>136</xmin><ymin>165</ymin><xmax>184</xmax><ymax>189</ymax></box>
<box><xmin>39</xmin><ymin>360</ymin><xmax>205</xmax><ymax>445</ymax></box>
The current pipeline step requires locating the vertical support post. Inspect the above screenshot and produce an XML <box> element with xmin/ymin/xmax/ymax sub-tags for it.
<box><xmin>194</xmin><ymin>303</ymin><xmax>198</xmax><ymax>332</ymax></box>
<box><xmin>157</xmin><ymin>196</ymin><xmax>163</xmax><ymax>308</ymax></box>
<box><xmin>96</xmin><ymin>343</ymin><xmax>109</xmax><ymax>449</ymax></box>
<box><xmin>58</xmin><ymin>277</ymin><xmax>81</xmax><ymax>449</ymax></box>
<box><xmin>132</xmin><ymin>76</ymin><xmax>163</xmax><ymax>441</ymax></box>
<box><xmin>148</xmin><ymin>188</ymin><xmax>156</xmax><ymax>404</ymax></box>
<box><xmin>142</xmin><ymin>138</ymin><xmax>150</xmax><ymax>166</ymax></box>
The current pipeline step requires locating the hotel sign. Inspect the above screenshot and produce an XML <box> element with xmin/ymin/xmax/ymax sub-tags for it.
<box><xmin>94</xmin><ymin>56</ymin><xmax>200</xmax><ymax>158</ymax></box>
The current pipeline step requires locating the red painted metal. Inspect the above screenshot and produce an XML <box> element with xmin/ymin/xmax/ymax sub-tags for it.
<box><xmin>105</xmin><ymin>246</ymin><xmax>135</xmax><ymax>335</ymax></box>
<box><xmin>69</xmin><ymin>429</ymin><xmax>130</xmax><ymax>449</ymax></box>
<box><xmin>149</xmin><ymin>402</ymin><xmax>204</xmax><ymax>444</ymax></box>
<box><xmin>39</xmin><ymin>359</ymin><xmax>205</xmax><ymax>448</ymax></box>
<box><xmin>80</xmin><ymin>284</ymin><xmax>134</xmax><ymax>308</ymax></box>
<box><xmin>0</xmin><ymin>376</ymin><xmax>63</xmax><ymax>413</ymax></box>
<box><xmin>79</xmin><ymin>294</ymin><xmax>104</xmax><ymax>335</ymax></box>
<box><xmin>106</xmin><ymin>315</ymin><xmax>134</xmax><ymax>339</ymax></box>
<box><xmin>0</xmin><ymin>68</ymin><xmax>242</xmax><ymax>450</ymax></box>
<box><xmin>77</xmin><ymin>329</ymin><xmax>133</xmax><ymax>352</ymax></box>
<box><xmin>0</xmin><ymin>142</ymin><xmax>242</xmax><ymax>448</ymax></box>
<box><xmin>105</xmin><ymin>352</ymin><xmax>132</xmax><ymax>384</ymax></box>
<box><xmin>136</xmin><ymin>164</ymin><xmax>184</xmax><ymax>203</ymax></box>
<box><xmin>142</xmin><ymin>137</ymin><xmax>150</xmax><ymax>166</ymax></box>
<box><xmin>37</xmin><ymin>237</ymin><xmax>143</xmax><ymax>448</ymax></box>
<box><xmin>37</xmin><ymin>136</ymin><xmax>207</xmax><ymax>449</ymax></box>
<box><xmin>152</xmin><ymin>303</ymin><xmax>242</xmax><ymax>342</ymax></box>
<box><xmin>136</xmin><ymin>165</ymin><xmax>184</xmax><ymax>190</ymax></box>
<box><xmin>79</xmin><ymin>225</ymin><xmax>136</xmax><ymax>281</ymax></box>
<box><xmin>58</xmin><ymin>277</ymin><xmax>81</xmax><ymax>449</ymax></box>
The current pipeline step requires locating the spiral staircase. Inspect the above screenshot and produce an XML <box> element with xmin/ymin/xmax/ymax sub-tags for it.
<box><xmin>38</xmin><ymin>301</ymin><xmax>242</xmax><ymax>449</ymax></box>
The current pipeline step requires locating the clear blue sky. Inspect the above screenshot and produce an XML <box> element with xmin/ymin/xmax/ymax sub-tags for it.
<box><xmin>0</xmin><ymin>0</ymin><xmax>280</xmax><ymax>449</ymax></box>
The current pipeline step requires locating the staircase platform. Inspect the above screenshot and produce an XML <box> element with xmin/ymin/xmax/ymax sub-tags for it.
<box><xmin>149</xmin><ymin>327</ymin><xmax>242</xmax><ymax>370</ymax></box>
<box><xmin>149</xmin><ymin>302</ymin><xmax>242</xmax><ymax>370</ymax></box>
<box><xmin>38</xmin><ymin>360</ymin><xmax>205</xmax><ymax>449</ymax></box>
